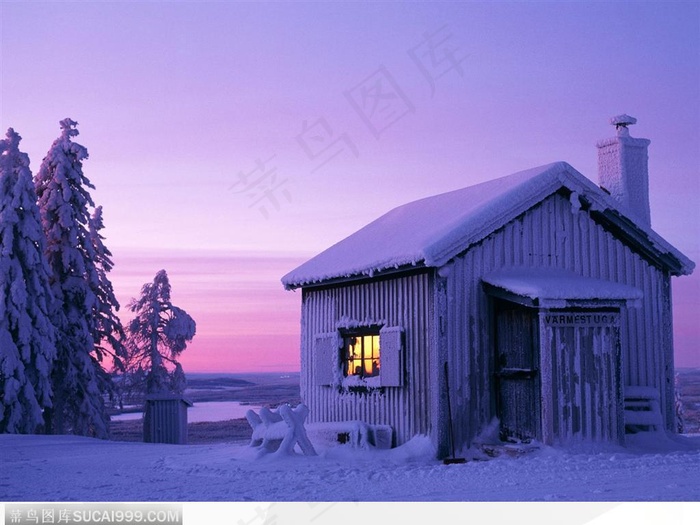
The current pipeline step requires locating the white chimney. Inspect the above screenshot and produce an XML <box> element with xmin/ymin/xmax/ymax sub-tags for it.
<box><xmin>596</xmin><ymin>114</ymin><xmax>651</xmax><ymax>227</ymax></box>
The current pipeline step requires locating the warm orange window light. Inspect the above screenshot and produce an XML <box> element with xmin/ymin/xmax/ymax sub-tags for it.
<box><xmin>344</xmin><ymin>333</ymin><xmax>380</xmax><ymax>378</ymax></box>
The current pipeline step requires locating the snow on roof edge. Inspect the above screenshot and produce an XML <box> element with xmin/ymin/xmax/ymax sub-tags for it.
<box><xmin>483</xmin><ymin>267</ymin><xmax>644</xmax><ymax>305</ymax></box>
<box><xmin>555</xmin><ymin>165</ymin><xmax>695</xmax><ymax>277</ymax></box>
<box><xmin>281</xmin><ymin>254</ymin><xmax>426</xmax><ymax>290</ymax></box>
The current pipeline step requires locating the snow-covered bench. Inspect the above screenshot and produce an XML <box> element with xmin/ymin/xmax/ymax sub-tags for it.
<box><xmin>245</xmin><ymin>404</ymin><xmax>317</xmax><ymax>456</ymax></box>
<box><xmin>246</xmin><ymin>406</ymin><xmax>394</xmax><ymax>454</ymax></box>
<box><xmin>305</xmin><ymin>420</ymin><xmax>393</xmax><ymax>449</ymax></box>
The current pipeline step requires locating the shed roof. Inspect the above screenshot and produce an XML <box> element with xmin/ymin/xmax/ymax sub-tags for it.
<box><xmin>145</xmin><ymin>394</ymin><xmax>194</xmax><ymax>406</ymax></box>
<box><xmin>282</xmin><ymin>161</ymin><xmax>694</xmax><ymax>289</ymax></box>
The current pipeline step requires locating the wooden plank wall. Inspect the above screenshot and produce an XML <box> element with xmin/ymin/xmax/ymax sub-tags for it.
<box><xmin>445</xmin><ymin>191</ymin><xmax>674</xmax><ymax>448</ymax></box>
<box><xmin>300</xmin><ymin>272</ymin><xmax>434</xmax><ymax>446</ymax></box>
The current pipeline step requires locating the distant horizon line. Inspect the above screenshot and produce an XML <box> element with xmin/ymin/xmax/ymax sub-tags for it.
<box><xmin>110</xmin><ymin>246</ymin><xmax>316</xmax><ymax>259</ymax></box>
<box><xmin>186</xmin><ymin>370</ymin><xmax>300</xmax><ymax>375</ymax></box>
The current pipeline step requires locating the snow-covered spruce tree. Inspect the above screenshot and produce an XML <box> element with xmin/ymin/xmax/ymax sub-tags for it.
<box><xmin>126</xmin><ymin>270</ymin><xmax>196</xmax><ymax>395</ymax></box>
<box><xmin>88</xmin><ymin>205</ymin><xmax>127</xmax><ymax>397</ymax></box>
<box><xmin>0</xmin><ymin>128</ymin><xmax>56</xmax><ymax>433</ymax></box>
<box><xmin>35</xmin><ymin>119</ymin><xmax>125</xmax><ymax>438</ymax></box>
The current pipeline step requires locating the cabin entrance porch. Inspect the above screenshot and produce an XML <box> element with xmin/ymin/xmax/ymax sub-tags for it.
<box><xmin>484</xmin><ymin>268</ymin><xmax>635</xmax><ymax>446</ymax></box>
<box><xmin>492</xmin><ymin>301</ymin><xmax>624</xmax><ymax>445</ymax></box>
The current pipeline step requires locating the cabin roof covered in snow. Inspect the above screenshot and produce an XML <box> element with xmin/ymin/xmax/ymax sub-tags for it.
<box><xmin>282</xmin><ymin>161</ymin><xmax>694</xmax><ymax>289</ymax></box>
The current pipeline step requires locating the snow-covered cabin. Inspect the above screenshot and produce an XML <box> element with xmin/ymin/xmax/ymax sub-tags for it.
<box><xmin>282</xmin><ymin>116</ymin><xmax>694</xmax><ymax>456</ymax></box>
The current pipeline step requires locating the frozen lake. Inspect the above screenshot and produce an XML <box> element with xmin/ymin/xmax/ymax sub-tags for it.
<box><xmin>112</xmin><ymin>401</ymin><xmax>262</xmax><ymax>423</ymax></box>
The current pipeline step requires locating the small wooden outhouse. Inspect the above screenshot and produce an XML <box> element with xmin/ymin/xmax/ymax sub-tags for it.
<box><xmin>282</xmin><ymin>116</ymin><xmax>694</xmax><ymax>456</ymax></box>
<box><xmin>143</xmin><ymin>394</ymin><xmax>193</xmax><ymax>445</ymax></box>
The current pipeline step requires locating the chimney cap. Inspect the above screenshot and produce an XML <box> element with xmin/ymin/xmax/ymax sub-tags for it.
<box><xmin>609</xmin><ymin>114</ymin><xmax>637</xmax><ymax>136</ymax></box>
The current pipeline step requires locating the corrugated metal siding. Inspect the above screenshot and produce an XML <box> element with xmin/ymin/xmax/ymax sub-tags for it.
<box><xmin>143</xmin><ymin>399</ymin><xmax>188</xmax><ymax>445</ymax></box>
<box><xmin>300</xmin><ymin>272</ymin><xmax>433</xmax><ymax>446</ymax></box>
<box><xmin>445</xmin><ymin>191</ymin><xmax>674</xmax><ymax>448</ymax></box>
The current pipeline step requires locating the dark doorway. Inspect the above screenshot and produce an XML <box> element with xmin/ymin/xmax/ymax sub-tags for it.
<box><xmin>494</xmin><ymin>301</ymin><xmax>540</xmax><ymax>442</ymax></box>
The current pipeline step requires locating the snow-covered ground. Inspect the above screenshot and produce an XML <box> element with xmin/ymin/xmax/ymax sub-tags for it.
<box><xmin>2</xmin><ymin>431</ymin><xmax>699</xmax><ymax>502</ymax></box>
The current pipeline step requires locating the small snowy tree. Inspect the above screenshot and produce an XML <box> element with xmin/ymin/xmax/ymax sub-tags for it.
<box><xmin>125</xmin><ymin>270</ymin><xmax>196</xmax><ymax>395</ymax></box>
<box><xmin>0</xmin><ymin>128</ymin><xmax>56</xmax><ymax>433</ymax></box>
<box><xmin>35</xmin><ymin>119</ymin><xmax>124</xmax><ymax>438</ymax></box>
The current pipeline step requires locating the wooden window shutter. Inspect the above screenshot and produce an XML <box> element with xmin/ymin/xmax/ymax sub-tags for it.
<box><xmin>313</xmin><ymin>332</ymin><xmax>338</xmax><ymax>386</ymax></box>
<box><xmin>379</xmin><ymin>326</ymin><xmax>404</xmax><ymax>387</ymax></box>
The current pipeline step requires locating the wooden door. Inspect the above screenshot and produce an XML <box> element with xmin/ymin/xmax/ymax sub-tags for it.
<box><xmin>540</xmin><ymin>310</ymin><xmax>623</xmax><ymax>444</ymax></box>
<box><xmin>495</xmin><ymin>303</ymin><xmax>540</xmax><ymax>442</ymax></box>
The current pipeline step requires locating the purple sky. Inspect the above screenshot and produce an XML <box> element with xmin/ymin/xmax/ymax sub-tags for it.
<box><xmin>2</xmin><ymin>2</ymin><xmax>698</xmax><ymax>371</ymax></box>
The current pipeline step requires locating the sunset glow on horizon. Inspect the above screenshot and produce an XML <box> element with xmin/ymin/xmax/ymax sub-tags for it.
<box><xmin>2</xmin><ymin>2</ymin><xmax>698</xmax><ymax>372</ymax></box>
<box><xmin>108</xmin><ymin>249</ymin><xmax>307</xmax><ymax>373</ymax></box>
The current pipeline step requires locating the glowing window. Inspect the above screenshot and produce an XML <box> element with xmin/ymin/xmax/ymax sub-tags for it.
<box><xmin>342</xmin><ymin>330</ymin><xmax>381</xmax><ymax>379</ymax></box>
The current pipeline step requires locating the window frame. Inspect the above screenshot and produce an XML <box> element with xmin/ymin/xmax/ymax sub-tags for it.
<box><xmin>312</xmin><ymin>325</ymin><xmax>404</xmax><ymax>390</ymax></box>
<box><xmin>339</xmin><ymin>325</ymin><xmax>383</xmax><ymax>382</ymax></box>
